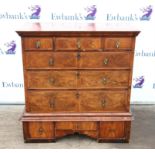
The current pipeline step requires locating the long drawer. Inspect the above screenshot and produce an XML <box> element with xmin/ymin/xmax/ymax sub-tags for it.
<box><xmin>25</xmin><ymin>52</ymin><xmax>132</xmax><ymax>69</ymax></box>
<box><xmin>27</xmin><ymin>90</ymin><xmax>128</xmax><ymax>112</ymax></box>
<box><xmin>26</xmin><ymin>70</ymin><xmax>129</xmax><ymax>89</ymax></box>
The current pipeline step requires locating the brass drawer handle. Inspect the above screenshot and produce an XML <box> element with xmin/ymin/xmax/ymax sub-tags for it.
<box><xmin>115</xmin><ymin>40</ymin><xmax>120</xmax><ymax>48</ymax></box>
<box><xmin>101</xmin><ymin>99</ymin><xmax>106</xmax><ymax>108</ymax></box>
<box><xmin>77</xmin><ymin>52</ymin><xmax>81</xmax><ymax>60</ymax></box>
<box><xmin>49</xmin><ymin>58</ymin><xmax>54</xmax><ymax>66</ymax></box>
<box><xmin>76</xmin><ymin>91</ymin><xmax>80</xmax><ymax>99</ymax></box>
<box><xmin>49</xmin><ymin>98</ymin><xmax>55</xmax><ymax>108</ymax></box>
<box><xmin>103</xmin><ymin>58</ymin><xmax>109</xmax><ymax>65</ymax></box>
<box><xmin>102</xmin><ymin>77</ymin><xmax>107</xmax><ymax>84</ymax></box>
<box><xmin>38</xmin><ymin>127</ymin><xmax>44</xmax><ymax>135</ymax></box>
<box><xmin>77</xmin><ymin>39</ymin><xmax>81</xmax><ymax>49</ymax></box>
<box><xmin>35</xmin><ymin>40</ymin><xmax>41</xmax><ymax>48</ymax></box>
<box><xmin>48</xmin><ymin>78</ymin><xmax>55</xmax><ymax>84</ymax></box>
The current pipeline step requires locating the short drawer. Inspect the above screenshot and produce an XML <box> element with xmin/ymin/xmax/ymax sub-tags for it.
<box><xmin>27</xmin><ymin>91</ymin><xmax>78</xmax><ymax>112</ymax></box>
<box><xmin>23</xmin><ymin>122</ymin><xmax>54</xmax><ymax>140</ymax></box>
<box><xmin>23</xmin><ymin>37</ymin><xmax>53</xmax><ymax>50</ymax></box>
<box><xmin>27</xmin><ymin>71</ymin><xmax>77</xmax><ymax>89</ymax></box>
<box><xmin>55</xmin><ymin>37</ymin><xmax>101</xmax><ymax>51</ymax></box>
<box><xmin>79</xmin><ymin>52</ymin><xmax>132</xmax><ymax>69</ymax></box>
<box><xmin>25</xmin><ymin>52</ymin><xmax>77</xmax><ymax>69</ymax></box>
<box><xmin>99</xmin><ymin>122</ymin><xmax>127</xmax><ymax>139</ymax></box>
<box><xmin>55</xmin><ymin>122</ymin><xmax>97</xmax><ymax>131</ymax></box>
<box><xmin>77</xmin><ymin>122</ymin><xmax>97</xmax><ymax>131</ymax></box>
<box><xmin>104</xmin><ymin>37</ymin><xmax>133</xmax><ymax>51</ymax></box>
<box><xmin>79</xmin><ymin>91</ymin><xmax>128</xmax><ymax>112</ymax></box>
<box><xmin>55</xmin><ymin>122</ymin><xmax>74</xmax><ymax>130</ymax></box>
<box><xmin>78</xmin><ymin>70</ymin><xmax>129</xmax><ymax>88</ymax></box>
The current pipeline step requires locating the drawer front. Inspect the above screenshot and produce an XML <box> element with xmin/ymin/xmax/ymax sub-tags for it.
<box><xmin>25</xmin><ymin>52</ymin><xmax>77</xmax><ymax>69</ymax></box>
<box><xmin>55</xmin><ymin>37</ymin><xmax>77</xmax><ymax>50</ymax></box>
<box><xmin>77</xmin><ymin>122</ymin><xmax>97</xmax><ymax>131</ymax></box>
<box><xmin>104</xmin><ymin>37</ymin><xmax>133</xmax><ymax>50</ymax></box>
<box><xmin>78</xmin><ymin>70</ymin><xmax>129</xmax><ymax>88</ymax></box>
<box><xmin>55</xmin><ymin>122</ymin><xmax>75</xmax><ymax>130</ymax></box>
<box><xmin>55</xmin><ymin>37</ymin><xmax>101</xmax><ymax>51</ymax></box>
<box><xmin>27</xmin><ymin>91</ymin><xmax>78</xmax><ymax>112</ymax></box>
<box><xmin>27</xmin><ymin>71</ymin><xmax>77</xmax><ymax>89</ymax></box>
<box><xmin>80</xmin><ymin>38</ymin><xmax>101</xmax><ymax>51</ymax></box>
<box><xmin>26</xmin><ymin>122</ymin><xmax>54</xmax><ymax>139</ymax></box>
<box><xmin>100</xmin><ymin>122</ymin><xmax>125</xmax><ymax>139</ymax></box>
<box><xmin>55</xmin><ymin>122</ymin><xmax>97</xmax><ymax>131</ymax></box>
<box><xmin>79</xmin><ymin>91</ymin><xmax>128</xmax><ymax>112</ymax></box>
<box><xmin>23</xmin><ymin>37</ymin><xmax>53</xmax><ymax>50</ymax></box>
<box><xmin>79</xmin><ymin>52</ymin><xmax>131</xmax><ymax>69</ymax></box>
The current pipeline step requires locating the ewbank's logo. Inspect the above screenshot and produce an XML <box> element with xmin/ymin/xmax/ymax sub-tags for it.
<box><xmin>0</xmin><ymin>40</ymin><xmax>16</xmax><ymax>55</ymax></box>
<box><xmin>28</xmin><ymin>5</ymin><xmax>41</xmax><ymax>19</ymax></box>
<box><xmin>85</xmin><ymin>5</ymin><xmax>97</xmax><ymax>20</ymax></box>
<box><xmin>140</xmin><ymin>5</ymin><xmax>153</xmax><ymax>21</ymax></box>
<box><xmin>106</xmin><ymin>5</ymin><xmax>153</xmax><ymax>21</ymax></box>
<box><xmin>133</xmin><ymin>76</ymin><xmax>145</xmax><ymax>88</ymax></box>
<box><xmin>0</xmin><ymin>5</ymin><xmax>41</xmax><ymax>20</ymax></box>
<box><xmin>51</xmin><ymin>5</ymin><xmax>97</xmax><ymax>21</ymax></box>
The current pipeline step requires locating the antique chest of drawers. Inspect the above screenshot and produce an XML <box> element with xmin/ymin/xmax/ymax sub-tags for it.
<box><xmin>17</xmin><ymin>26</ymin><xmax>139</xmax><ymax>142</ymax></box>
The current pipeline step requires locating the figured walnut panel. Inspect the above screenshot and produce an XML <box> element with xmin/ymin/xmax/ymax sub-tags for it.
<box><xmin>80</xmin><ymin>38</ymin><xmax>101</xmax><ymax>51</ymax></box>
<box><xmin>79</xmin><ymin>52</ymin><xmax>131</xmax><ymax>69</ymax></box>
<box><xmin>79</xmin><ymin>91</ymin><xmax>128</xmax><ymax>112</ymax></box>
<box><xmin>23</xmin><ymin>37</ymin><xmax>53</xmax><ymax>50</ymax></box>
<box><xmin>25</xmin><ymin>52</ymin><xmax>77</xmax><ymax>69</ymax></box>
<box><xmin>55</xmin><ymin>37</ymin><xmax>78</xmax><ymax>50</ymax></box>
<box><xmin>99</xmin><ymin>122</ymin><xmax>125</xmax><ymax>139</ymax></box>
<box><xmin>27</xmin><ymin>122</ymin><xmax>54</xmax><ymax>139</ymax></box>
<box><xmin>104</xmin><ymin>37</ymin><xmax>133</xmax><ymax>50</ymax></box>
<box><xmin>27</xmin><ymin>71</ymin><xmax>77</xmax><ymax>89</ymax></box>
<box><xmin>55</xmin><ymin>122</ymin><xmax>97</xmax><ymax>131</ymax></box>
<box><xmin>27</xmin><ymin>91</ymin><xmax>78</xmax><ymax>112</ymax></box>
<box><xmin>55</xmin><ymin>37</ymin><xmax>101</xmax><ymax>51</ymax></box>
<box><xmin>78</xmin><ymin>70</ymin><xmax>129</xmax><ymax>88</ymax></box>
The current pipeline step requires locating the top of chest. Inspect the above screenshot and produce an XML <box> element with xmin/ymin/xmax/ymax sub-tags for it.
<box><xmin>16</xmin><ymin>23</ymin><xmax>140</xmax><ymax>37</ymax></box>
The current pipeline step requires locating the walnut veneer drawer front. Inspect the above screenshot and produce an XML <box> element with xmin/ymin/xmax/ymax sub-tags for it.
<box><xmin>55</xmin><ymin>37</ymin><xmax>101</xmax><ymax>51</ymax></box>
<box><xmin>27</xmin><ymin>91</ymin><xmax>78</xmax><ymax>112</ymax></box>
<box><xmin>79</xmin><ymin>91</ymin><xmax>128</xmax><ymax>112</ymax></box>
<box><xmin>56</xmin><ymin>122</ymin><xmax>97</xmax><ymax>131</ymax></box>
<box><xmin>27</xmin><ymin>70</ymin><xmax>129</xmax><ymax>89</ymax></box>
<box><xmin>27</xmin><ymin>71</ymin><xmax>77</xmax><ymax>89</ymax></box>
<box><xmin>99</xmin><ymin>121</ymin><xmax>130</xmax><ymax>140</ymax></box>
<box><xmin>25</xmin><ymin>52</ymin><xmax>132</xmax><ymax>69</ymax></box>
<box><xmin>24</xmin><ymin>122</ymin><xmax>54</xmax><ymax>140</ymax></box>
<box><xmin>104</xmin><ymin>37</ymin><xmax>133</xmax><ymax>50</ymax></box>
<box><xmin>78</xmin><ymin>70</ymin><xmax>129</xmax><ymax>88</ymax></box>
<box><xmin>80</xmin><ymin>52</ymin><xmax>132</xmax><ymax>69</ymax></box>
<box><xmin>27</xmin><ymin>90</ymin><xmax>128</xmax><ymax>112</ymax></box>
<box><xmin>25</xmin><ymin>52</ymin><xmax>77</xmax><ymax>69</ymax></box>
<box><xmin>23</xmin><ymin>37</ymin><xmax>53</xmax><ymax>50</ymax></box>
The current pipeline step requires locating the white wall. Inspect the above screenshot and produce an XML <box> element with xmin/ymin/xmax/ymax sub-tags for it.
<box><xmin>0</xmin><ymin>0</ymin><xmax>155</xmax><ymax>104</ymax></box>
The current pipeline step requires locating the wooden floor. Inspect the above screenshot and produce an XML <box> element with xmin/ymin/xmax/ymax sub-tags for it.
<box><xmin>0</xmin><ymin>104</ymin><xmax>155</xmax><ymax>149</ymax></box>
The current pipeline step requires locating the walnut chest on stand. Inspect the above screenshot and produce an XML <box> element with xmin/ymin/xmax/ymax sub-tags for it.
<box><xmin>17</xmin><ymin>24</ymin><xmax>139</xmax><ymax>143</ymax></box>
